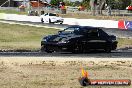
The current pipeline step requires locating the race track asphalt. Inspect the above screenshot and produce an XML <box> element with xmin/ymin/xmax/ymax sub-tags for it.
<box><xmin>0</xmin><ymin>49</ymin><xmax>132</xmax><ymax>58</ymax></box>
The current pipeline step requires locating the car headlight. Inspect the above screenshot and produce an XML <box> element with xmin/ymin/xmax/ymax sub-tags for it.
<box><xmin>58</xmin><ymin>40</ymin><xmax>69</xmax><ymax>44</ymax></box>
<box><xmin>42</xmin><ymin>39</ymin><xmax>47</xmax><ymax>42</ymax></box>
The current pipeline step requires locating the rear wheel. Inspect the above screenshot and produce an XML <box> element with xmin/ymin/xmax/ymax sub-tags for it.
<box><xmin>45</xmin><ymin>48</ymin><xmax>53</xmax><ymax>53</ymax></box>
<box><xmin>60</xmin><ymin>22</ymin><xmax>63</xmax><ymax>24</ymax></box>
<box><xmin>45</xmin><ymin>49</ymin><xmax>53</xmax><ymax>53</ymax></box>
<box><xmin>41</xmin><ymin>45</ymin><xmax>45</xmax><ymax>52</ymax></box>
<box><xmin>41</xmin><ymin>46</ymin><xmax>53</xmax><ymax>53</ymax></box>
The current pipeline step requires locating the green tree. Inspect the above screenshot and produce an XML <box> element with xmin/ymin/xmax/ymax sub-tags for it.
<box><xmin>107</xmin><ymin>0</ymin><xmax>131</xmax><ymax>9</ymax></box>
<box><xmin>50</xmin><ymin>0</ymin><xmax>63</xmax><ymax>6</ymax></box>
<box><xmin>81</xmin><ymin>0</ymin><xmax>90</xmax><ymax>10</ymax></box>
<box><xmin>131</xmin><ymin>0</ymin><xmax>132</xmax><ymax>5</ymax></box>
<box><xmin>64</xmin><ymin>0</ymin><xmax>72</xmax><ymax>6</ymax></box>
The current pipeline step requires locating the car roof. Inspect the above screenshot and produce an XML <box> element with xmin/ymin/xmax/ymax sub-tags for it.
<box><xmin>68</xmin><ymin>25</ymin><xmax>99</xmax><ymax>29</ymax></box>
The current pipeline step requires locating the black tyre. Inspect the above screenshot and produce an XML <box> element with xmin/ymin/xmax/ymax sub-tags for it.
<box><xmin>45</xmin><ymin>48</ymin><xmax>53</xmax><ymax>53</ymax></box>
<box><xmin>41</xmin><ymin>47</ymin><xmax>53</xmax><ymax>53</ymax></box>
<box><xmin>41</xmin><ymin>18</ymin><xmax>44</xmax><ymax>23</ymax></box>
<box><xmin>41</xmin><ymin>48</ymin><xmax>45</xmax><ymax>52</ymax></box>
<box><xmin>60</xmin><ymin>22</ymin><xmax>63</xmax><ymax>24</ymax></box>
<box><xmin>41</xmin><ymin>45</ymin><xmax>45</xmax><ymax>52</ymax></box>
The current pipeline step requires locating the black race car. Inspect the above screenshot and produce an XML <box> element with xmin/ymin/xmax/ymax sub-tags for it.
<box><xmin>41</xmin><ymin>26</ymin><xmax>118</xmax><ymax>53</ymax></box>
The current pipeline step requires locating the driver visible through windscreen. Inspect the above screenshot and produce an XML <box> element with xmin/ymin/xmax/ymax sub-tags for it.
<box><xmin>61</xmin><ymin>27</ymin><xmax>80</xmax><ymax>34</ymax></box>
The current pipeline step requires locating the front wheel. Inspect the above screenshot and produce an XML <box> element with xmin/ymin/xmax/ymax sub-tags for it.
<box><xmin>45</xmin><ymin>48</ymin><xmax>53</xmax><ymax>53</ymax></box>
<box><xmin>45</xmin><ymin>50</ymin><xmax>53</xmax><ymax>53</ymax></box>
<box><xmin>60</xmin><ymin>22</ymin><xmax>63</xmax><ymax>24</ymax></box>
<box><xmin>41</xmin><ymin>47</ymin><xmax>53</xmax><ymax>53</ymax></box>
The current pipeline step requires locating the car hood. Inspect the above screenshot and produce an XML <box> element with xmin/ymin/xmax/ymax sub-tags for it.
<box><xmin>43</xmin><ymin>34</ymin><xmax>82</xmax><ymax>42</ymax></box>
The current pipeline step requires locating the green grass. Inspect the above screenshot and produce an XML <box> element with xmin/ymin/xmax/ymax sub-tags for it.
<box><xmin>0</xmin><ymin>9</ymin><xmax>27</xmax><ymax>15</ymax></box>
<box><xmin>0</xmin><ymin>23</ymin><xmax>59</xmax><ymax>50</ymax></box>
<box><xmin>117</xmin><ymin>38</ymin><xmax>132</xmax><ymax>48</ymax></box>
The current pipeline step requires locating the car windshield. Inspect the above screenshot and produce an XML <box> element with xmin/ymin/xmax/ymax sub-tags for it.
<box><xmin>61</xmin><ymin>27</ymin><xmax>80</xmax><ymax>34</ymax></box>
<box><xmin>49</xmin><ymin>13</ymin><xmax>57</xmax><ymax>16</ymax></box>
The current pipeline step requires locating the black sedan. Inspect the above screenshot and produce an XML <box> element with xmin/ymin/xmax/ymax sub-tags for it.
<box><xmin>41</xmin><ymin>26</ymin><xmax>118</xmax><ymax>53</ymax></box>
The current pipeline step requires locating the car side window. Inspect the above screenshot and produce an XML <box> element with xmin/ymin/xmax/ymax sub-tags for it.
<box><xmin>49</xmin><ymin>13</ymin><xmax>56</xmax><ymax>16</ymax></box>
<box><xmin>44</xmin><ymin>13</ymin><xmax>48</xmax><ymax>16</ymax></box>
<box><xmin>98</xmin><ymin>29</ymin><xmax>109</xmax><ymax>39</ymax></box>
<box><xmin>62</xmin><ymin>27</ymin><xmax>80</xmax><ymax>34</ymax></box>
<box><xmin>88</xmin><ymin>29</ymin><xmax>99</xmax><ymax>39</ymax></box>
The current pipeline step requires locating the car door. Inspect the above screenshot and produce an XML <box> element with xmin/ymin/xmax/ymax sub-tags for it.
<box><xmin>98</xmin><ymin>29</ymin><xmax>110</xmax><ymax>49</ymax></box>
<box><xmin>86</xmin><ymin>29</ymin><xmax>106</xmax><ymax>49</ymax></box>
<box><xmin>43</xmin><ymin>13</ymin><xmax>49</xmax><ymax>23</ymax></box>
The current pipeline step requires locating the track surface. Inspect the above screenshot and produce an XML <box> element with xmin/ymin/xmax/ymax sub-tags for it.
<box><xmin>0</xmin><ymin>49</ymin><xmax>132</xmax><ymax>58</ymax></box>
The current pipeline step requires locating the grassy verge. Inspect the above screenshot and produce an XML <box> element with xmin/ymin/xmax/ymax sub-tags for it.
<box><xmin>117</xmin><ymin>38</ymin><xmax>132</xmax><ymax>49</ymax></box>
<box><xmin>0</xmin><ymin>9</ymin><xmax>27</xmax><ymax>15</ymax></box>
<box><xmin>0</xmin><ymin>23</ymin><xmax>59</xmax><ymax>51</ymax></box>
<box><xmin>0</xmin><ymin>22</ymin><xmax>132</xmax><ymax>51</ymax></box>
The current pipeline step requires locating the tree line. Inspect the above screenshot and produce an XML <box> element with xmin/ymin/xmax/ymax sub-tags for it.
<box><xmin>50</xmin><ymin>0</ymin><xmax>132</xmax><ymax>10</ymax></box>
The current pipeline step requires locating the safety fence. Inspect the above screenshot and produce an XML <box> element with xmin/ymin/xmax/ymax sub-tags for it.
<box><xmin>0</xmin><ymin>7</ymin><xmax>132</xmax><ymax>16</ymax></box>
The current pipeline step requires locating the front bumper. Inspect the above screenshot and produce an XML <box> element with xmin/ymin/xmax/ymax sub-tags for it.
<box><xmin>41</xmin><ymin>42</ymin><xmax>71</xmax><ymax>52</ymax></box>
<box><xmin>55</xmin><ymin>20</ymin><xmax>63</xmax><ymax>23</ymax></box>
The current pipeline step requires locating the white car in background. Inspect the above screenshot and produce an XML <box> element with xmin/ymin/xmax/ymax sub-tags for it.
<box><xmin>40</xmin><ymin>13</ymin><xmax>64</xmax><ymax>24</ymax></box>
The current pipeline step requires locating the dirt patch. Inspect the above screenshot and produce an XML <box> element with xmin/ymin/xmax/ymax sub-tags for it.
<box><xmin>0</xmin><ymin>57</ymin><xmax>131</xmax><ymax>88</ymax></box>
